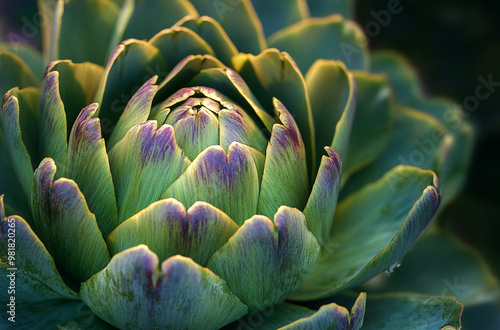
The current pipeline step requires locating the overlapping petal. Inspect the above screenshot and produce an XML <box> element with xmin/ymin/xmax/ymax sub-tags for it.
<box><xmin>291</xmin><ymin>166</ymin><xmax>440</xmax><ymax>300</ymax></box>
<box><xmin>81</xmin><ymin>245</ymin><xmax>248</xmax><ymax>329</ymax></box>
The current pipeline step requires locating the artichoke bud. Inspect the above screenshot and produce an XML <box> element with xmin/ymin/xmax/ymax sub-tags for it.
<box><xmin>162</xmin><ymin>86</ymin><xmax>269</xmax><ymax>161</ymax></box>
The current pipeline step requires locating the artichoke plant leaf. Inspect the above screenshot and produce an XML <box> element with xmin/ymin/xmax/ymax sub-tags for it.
<box><xmin>38</xmin><ymin>71</ymin><xmax>68</xmax><ymax>178</ymax></box>
<box><xmin>122</xmin><ymin>0</ymin><xmax>198</xmax><ymax>41</ymax></box>
<box><xmin>252</xmin><ymin>0</ymin><xmax>309</xmax><ymax>37</ymax></box>
<box><xmin>4</xmin><ymin>87</ymin><xmax>40</xmax><ymax>167</ymax></box>
<box><xmin>175</xmin><ymin>15</ymin><xmax>239</xmax><ymax>66</ymax></box>
<box><xmin>0</xmin><ymin>43</ymin><xmax>45</xmax><ymax>79</ymax></box>
<box><xmin>66</xmin><ymin>104</ymin><xmax>118</xmax><ymax>237</ymax></box>
<box><xmin>94</xmin><ymin>39</ymin><xmax>168</xmax><ymax>133</ymax></box>
<box><xmin>371</xmin><ymin>51</ymin><xmax>474</xmax><ymax>204</ymax></box>
<box><xmin>290</xmin><ymin>166</ymin><xmax>440</xmax><ymax>300</ymax></box>
<box><xmin>307</xmin><ymin>0</ymin><xmax>354</xmax><ymax>19</ymax></box>
<box><xmin>108</xmin><ymin>75</ymin><xmax>159</xmax><ymax>150</ymax></box>
<box><xmin>341</xmin><ymin>71</ymin><xmax>394</xmax><ymax>181</ymax></box>
<box><xmin>59</xmin><ymin>0</ymin><xmax>120</xmax><ymax>65</ymax></box>
<box><xmin>107</xmin><ymin>198</ymin><xmax>239</xmax><ymax>266</ymax></box>
<box><xmin>0</xmin><ymin>132</ymin><xmax>32</xmax><ymax>220</ymax></box>
<box><xmin>189</xmin><ymin>0</ymin><xmax>266</xmax><ymax>54</ymax></box>
<box><xmin>32</xmin><ymin>158</ymin><xmax>111</xmax><ymax>282</ymax></box>
<box><xmin>303</xmin><ymin>147</ymin><xmax>342</xmax><ymax>248</ymax></box>
<box><xmin>305</xmin><ymin>59</ymin><xmax>355</xmax><ymax>172</ymax></box>
<box><xmin>0</xmin><ymin>214</ymin><xmax>78</xmax><ymax>301</ymax></box>
<box><xmin>163</xmin><ymin>142</ymin><xmax>259</xmax><ymax>226</ymax></box>
<box><xmin>152</xmin><ymin>54</ymin><xmax>225</xmax><ymax>112</ymax></box>
<box><xmin>207</xmin><ymin>206</ymin><xmax>320</xmax><ymax>311</ymax></box>
<box><xmin>80</xmin><ymin>245</ymin><xmax>248</xmax><ymax>329</ymax></box>
<box><xmin>361</xmin><ymin>293</ymin><xmax>463</xmax><ymax>330</ymax></box>
<box><xmin>1</xmin><ymin>90</ymin><xmax>40</xmax><ymax>203</ymax></box>
<box><xmin>149</xmin><ymin>27</ymin><xmax>215</xmax><ymax>69</ymax></box>
<box><xmin>361</xmin><ymin>230</ymin><xmax>500</xmax><ymax>306</ymax></box>
<box><xmin>223</xmin><ymin>292</ymin><xmax>366</xmax><ymax>330</ymax></box>
<box><xmin>257</xmin><ymin>99</ymin><xmax>309</xmax><ymax>219</ymax></box>
<box><xmin>187</xmin><ymin>67</ymin><xmax>276</xmax><ymax>131</ymax></box>
<box><xmin>0</xmin><ymin>294</ymin><xmax>99</xmax><ymax>329</ymax></box>
<box><xmin>282</xmin><ymin>292</ymin><xmax>366</xmax><ymax>330</ymax></box>
<box><xmin>232</xmin><ymin>49</ymin><xmax>316</xmax><ymax>174</ymax></box>
<box><xmin>109</xmin><ymin>121</ymin><xmax>187</xmax><ymax>223</ymax></box>
<box><xmin>268</xmin><ymin>15</ymin><xmax>368</xmax><ymax>73</ymax></box>
<box><xmin>45</xmin><ymin>60</ymin><xmax>105</xmax><ymax>134</ymax></box>
<box><xmin>0</xmin><ymin>51</ymin><xmax>40</xmax><ymax>97</ymax></box>
<box><xmin>341</xmin><ymin>106</ymin><xmax>447</xmax><ymax>198</ymax></box>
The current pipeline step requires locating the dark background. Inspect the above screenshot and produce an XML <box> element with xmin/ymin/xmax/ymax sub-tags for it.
<box><xmin>356</xmin><ymin>0</ymin><xmax>500</xmax><ymax>278</ymax></box>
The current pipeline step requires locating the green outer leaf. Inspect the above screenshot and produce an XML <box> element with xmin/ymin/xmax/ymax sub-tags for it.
<box><xmin>122</xmin><ymin>0</ymin><xmax>198</xmax><ymax>40</ymax></box>
<box><xmin>0</xmin><ymin>262</ymin><xmax>62</xmax><ymax>306</ymax></box>
<box><xmin>232</xmin><ymin>49</ymin><xmax>316</xmax><ymax>174</ymax></box>
<box><xmin>66</xmin><ymin>104</ymin><xmax>118</xmax><ymax>237</ymax></box>
<box><xmin>290</xmin><ymin>166</ymin><xmax>440</xmax><ymax>300</ymax></box>
<box><xmin>175</xmin><ymin>15</ymin><xmax>238</xmax><ymax>65</ymax></box>
<box><xmin>224</xmin><ymin>302</ymin><xmax>313</xmax><ymax>329</ymax></box>
<box><xmin>94</xmin><ymin>39</ymin><xmax>168</xmax><ymax>134</ymax></box>
<box><xmin>1</xmin><ymin>94</ymin><xmax>34</xmax><ymax>200</ymax></box>
<box><xmin>283</xmin><ymin>292</ymin><xmax>366</xmax><ymax>329</ymax></box>
<box><xmin>107</xmin><ymin>198</ymin><xmax>239</xmax><ymax>266</ymax></box>
<box><xmin>370</xmin><ymin>51</ymin><xmax>474</xmax><ymax>204</ymax></box>
<box><xmin>44</xmin><ymin>60</ymin><xmax>105</xmax><ymax>128</ymax></box>
<box><xmin>104</xmin><ymin>0</ymin><xmax>134</xmax><ymax>63</ymax></box>
<box><xmin>305</xmin><ymin>59</ymin><xmax>355</xmax><ymax>172</ymax></box>
<box><xmin>0</xmin><ymin>43</ymin><xmax>45</xmax><ymax>79</ymax></box>
<box><xmin>190</xmin><ymin>0</ymin><xmax>266</xmax><ymax>54</ymax></box>
<box><xmin>149</xmin><ymin>27</ymin><xmax>215</xmax><ymax>68</ymax></box>
<box><xmin>341</xmin><ymin>106</ymin><xmax>447</xmax><ymax>198</ymax></box>
<box><xmin>361</xmin><ymin>293</ymin><xmax>463</xmax><ymax>330</ymax></box>
<box><xmin>303</xmin><ymin>147</ymin><xmax>342</xmax><ymax>248</ymax></box>
<box><xmin>252</xmin><ymin>0</ymin><xmax>309</xmax><ymax>37</ymax></box>
<box><xmin>5</xmin><ymin>87</ymin><xmax>40</xmax><ymax>167</ymax></box>
<box><xmin>38</xmin><ymin>0</ymin><xmax>57</xmax><ymax>63</ymax></box>
<box><xmin>362</xmin><ymin>230</ymin><xmax>500</xmax><ymax>306</ymax></box>
<box><xmin>370</xmin><ymin>51</ymin><xmax>423</xmax><ymax>107</ymax></box>
<box><xmin>268</xmin><ymin>15</ymin><xmax>368</xmax><ymax>73</ymax></box>
<box><xmin>0</xmin><ymin>51</ymin><xmax>39</xmax><ymax>96</ymax></box>
<box><xmin>342</xmin><ymin>72</ymin><xmax>393</xmax><ymax>180</ymax></box>
<box><xmin>0</xmin><ymin>131</ymin><xmax>31</xmax><ymax>220</ymax></box>
<box><xmin>152</xmin><ymin>54</ymin><xmax>225</xmax><ymax>113</ymax></box>
<box><xmin>306</xmin><ymin>0</ymin><xmax>354</xmax><ymax>19</ymax></box>
<box><xmin>257</xmin><ymin>99</ymin><xmax>309</xmax><ymax>219</ymax></box>
<box><xmin>207</xmin><ymin>206</ymin><xmax>320</xmax><ymax>311</ymax></box>
<box><xmin>0</xmin><ymin>216</ymin><xmax>78</xmax><ymax>301</ymax></box>
<box><xmin>0</xmin><ymin>298</ymin><xmax>108</xmax><ymax>329</ymax></box>
<box><xmin>224</xmin><ymin>292</ymin><xmax>366</xmax><ymax>330</ymax></box>
<box><xmin>108</xmin><ymin>75</ymin><xmax>159</xmax><ymax>150</ymax></box>
<box><xmin>163</xmin><ymin>142</ymin><xmax>259</xmax><ymax>226</ymax></box>
<box><xmin>109</xmin><ymin>121</ymin><xmax>187</xmax><ymax>222</ymax></box>
<box><xmin>60</xmin><ymin>0</ymin><xmax>119</xmax><ymax>65</ymax></box>
<box><xmin>80</xmin><ymin>245</ymin><xmax>248</xmax><ymax>329</ymax></box>
<box><xmin>32</xmin><ymin>158</ymin><xmax>111</xmax><ymax>282</ymax></box>
<box><xmin>38</xmin><ymin>71</ymin><xmax>68</xmax><ymax>177</ymax></box>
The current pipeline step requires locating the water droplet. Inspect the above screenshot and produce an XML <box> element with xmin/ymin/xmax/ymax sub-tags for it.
<box><xmin>384</xmin><ymin>261</ymin><xmax>401</xmax><ymax>276</ymax></box>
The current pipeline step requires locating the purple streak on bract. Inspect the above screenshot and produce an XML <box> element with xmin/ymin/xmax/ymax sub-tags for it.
<box><xmin>138</xmin><ymin>122</ymin><xmax>178</xmax><ymax>166</ymax></box>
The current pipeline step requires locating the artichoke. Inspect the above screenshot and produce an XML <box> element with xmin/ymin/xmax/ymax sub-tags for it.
<box><xmin>0</xmin><ymin>0</ymin><xmax>471</xmax><ymax>329</ymax></box>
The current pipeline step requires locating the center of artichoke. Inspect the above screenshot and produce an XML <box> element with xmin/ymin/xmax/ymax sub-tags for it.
<box><xmin>162</xmin><ymin>87</ymin><xmax>269</xmax><ymax>161</ymax></box>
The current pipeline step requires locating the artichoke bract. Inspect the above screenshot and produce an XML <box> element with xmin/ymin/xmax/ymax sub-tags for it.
<box><xmin>0</xmin><ymin>0</ymin><xmax>468</xmax><ymax>329</ymax></box>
